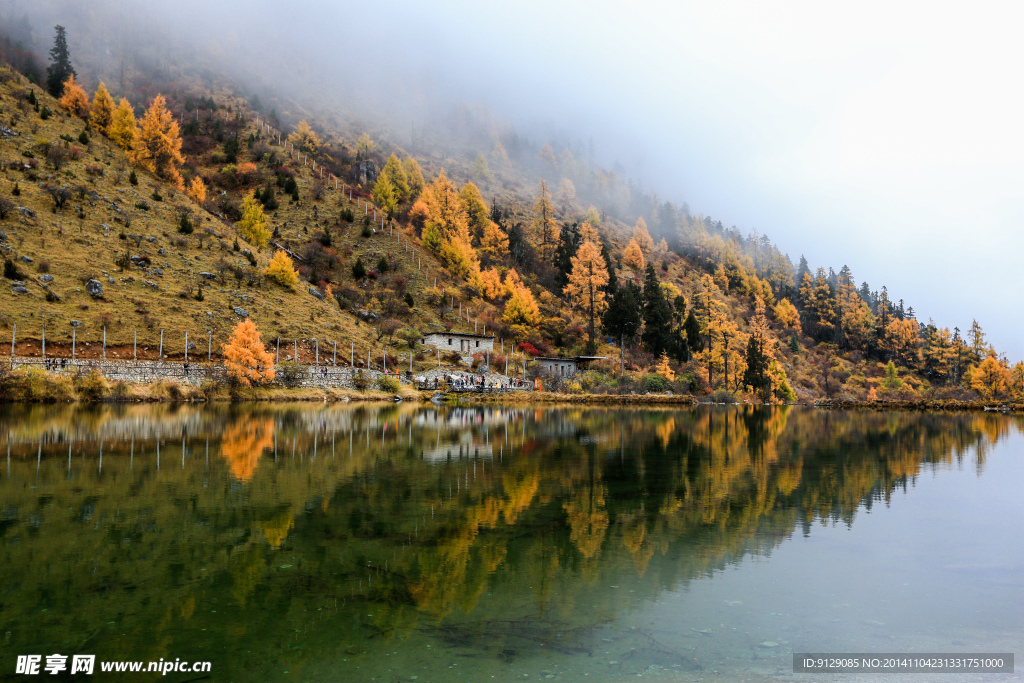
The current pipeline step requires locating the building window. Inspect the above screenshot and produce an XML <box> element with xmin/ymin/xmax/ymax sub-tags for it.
<box><xmin>448</xmin><ymin>338</ymin><xmax>452</xmax><ymax>345</ymax></box>
<box><xmin>476</xmin><ymin>341</ymin><xmax>480</xmax><ymax>348</ymax></box>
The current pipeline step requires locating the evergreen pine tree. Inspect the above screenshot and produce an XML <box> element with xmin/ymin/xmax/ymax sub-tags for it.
<box><xmin>46</xmin><ymin>25</ymin><xmax>75</xmax><ymax>98</ymax></box>
<box><xmin>641</xmin><ymin>264</ymin><xmax>673</xmax><ymax>356</ymax></box>
<box><xmin>603</xmin><ymin>281</ymin><xmax>642</xmax><ymax>343</ymax></box>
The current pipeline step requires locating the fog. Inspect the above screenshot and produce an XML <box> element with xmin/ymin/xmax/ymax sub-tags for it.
<box><xmin>9</xmin><ymin>0</ymin><xmax>1023</xmax><ymax>359</ymax></box>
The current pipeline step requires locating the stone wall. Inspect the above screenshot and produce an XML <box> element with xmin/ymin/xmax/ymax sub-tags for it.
<box><xmin>8</xmin><ymin>356</ymin><xmax>413</xmax><ymax>390</ymax></box>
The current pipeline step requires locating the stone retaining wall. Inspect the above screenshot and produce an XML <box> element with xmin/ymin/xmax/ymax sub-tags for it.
<box><xmin>8</xmin><ymin>356</ymin><xmax>417</xmax><ymax>390</ymax></box>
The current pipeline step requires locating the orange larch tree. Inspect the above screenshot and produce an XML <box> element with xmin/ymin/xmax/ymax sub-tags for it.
<box><xmin>222</xmin><ymin>320</ymin><xmax>276</xmax><ymax>387</ymax></box>
<box><xmin>58</xmin><ymin>74</ymin><xmax>90</xmax><ymax>119</ymax></box>
<box><xmin>135</xmin><ymin>94</ymin><xmax>185</xmax><ymax>189</ymax></box>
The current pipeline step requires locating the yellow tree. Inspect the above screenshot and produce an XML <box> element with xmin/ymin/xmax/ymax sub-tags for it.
<box><xmin>372</xmin><ymin>172</ymin><xmax>399</xmax><ymax>219</ymax></box>
<box><xmin>532</xmin><ymin>180</ymin><xmax>558</xmax><ymax>258</ymax></box>
<box><xmin>563</xmin><ymin>237</ymin><xmax>609</xmax><ymax>350</ymax></box>
<box><xmin>622</xmin><ymin>238</ymin><xmax>645</xmax><ymax>272</ymax></box>
<box><xmin>237</xmin><ymin>192</ymin><xmax>270</xmax><ymax>248</ymax></box>
<box><xmin>773</xmin><ymin>298</ymin><xmax>800</xmax><ymax>330</ymax></box>
<box><xmin>222</xmin><ymin>320</ymin><xmax>276</xmax><ymax>387</ymax></box>
<box><xmin>632</xmin><ymin>217</ymin><xmax>654</xmax><ymax>252</ymax></box>
<box><xmin>58</xmin><ymin>74</ymin><xmax>90</xmax><ymax>118</ymax></box>
<box><xmin>743</xmin><ymin>296</ymin><xmax>791</xmax><ymax>402</ymax></box>
<box><xmin>1010</xmin><ymin>361</ymin><xmax>1024</xmax><ymax>398</ymax></box>
<box><xmin>885</xmin><ymin>318</ymin><xmax>919</xmax><ymax>368</ymax></box>
<box><xmin>421</xmin><ymin>170</ymin><xmax>478</xmax><ymax>278</ymax></box>
<box><xmin>264</xmin><ymin>250</ymin><xmax>299</xmax><ymax>289</ymax></box>
<box><xmin>108</xmin><ymin>98</ymin><xmax>137</xmax><ymax>151</ymax></box>
<box><xmin>89</xmin><ymin>82</ymin><xmax>115</xmax><ymax>134</ymax></box>
<box><xmin>288</xmin><ymin>119</ymin><xmax>320</xmax><ymax>155</ymax></box>
<box><xmin>654</xmin><ymin>352</ymin><xmax>675</xmax><ymax>381</ymax></box>
<box><xmin>479</xmin><ymin>221</ymin><xmax>509</xmax><ymax>262</ymax></box>
<box><xmin>969</xmin><ymin>353</ymin><xmax>1009</xmax><ymax>399</ymax></box>
<box><xmin>459</xmin><ymin>181</ymin><xmax>490</xmax><ymax>243</ymax></box>
<box><xmin>476</xmin><ymin>267</ymin><xmax>504</xmax><ymax>300</ymax></box>
<box><xmin>380</xmin><ymin>154</ymin><xmax>409</xmax><ymax>201</ymax></box>
<box><xmin>503</xmin><ymin>270</ymin><xmax>540</xmax><ymax>340</ymax></box>
<box><xmin>402</xmin><ymin>157</ymin><xmax>425</xmax><ymax>198</ymax></box>
<box><xmin>135</xmin><ymin>94</ymin><xmax>185</xmax><ymax>189</ymax></box>
<box><xmin>538</xmin><ymin>143</ymin><xmax>557</xmax><ymax>167</ymax></box>
<box><xmin>187</xmin><ymin>176</ymin><xmax>207</xmax><ymax>204</ymax></box>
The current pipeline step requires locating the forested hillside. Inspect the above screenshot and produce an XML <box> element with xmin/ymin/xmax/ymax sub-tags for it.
<box><xmin>0</xmin><ymin>20</ymin><xmax>1020</xmax><ymax>402</ymax></box>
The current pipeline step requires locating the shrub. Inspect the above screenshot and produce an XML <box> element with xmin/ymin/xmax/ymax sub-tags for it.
<box><xmin>129</xmin><ymin>170</ymin><xmax>138</xmax><ymax>185</ymax></box>
<box><xmin>73</xmin><ymin>369</ymin><xmax>109</xmax><ymax>402</ymax></box>
<box><xmin>361</xmin><ymin>224</ymin><xmax>372</xmax><ymax>238</ymax></box>
<box><xmin>351</xmin><ymin>257</ymin><xmax>366</xmax><ymax>280</ymax></box>
<box><xmin>78</xmin><ymin>130</ymin><xmax>89</xmax><ymax>145</ymax></box>
<box><xmin>641</xmin><ymin>373</ymin><xmax>672</xmax><ymax>393</ymax></box>
<box><xmin>4</xmin><ymin>258</ymin><xmax>23</xmax><ymax>279</ymax></box>
<box><xmin>352</xmin><ymin>369</ymin><xmax>370</xmax><ymax>390</ymax></box>
<box><xmin>377</xmin><ymin>375</ymin><xmax>401</xmax><ymax>393</ymax></box>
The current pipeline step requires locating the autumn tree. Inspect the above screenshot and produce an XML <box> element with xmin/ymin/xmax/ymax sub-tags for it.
<box><xmin>742</xmin><ymin>296</ymin><xmax>791</xmax><ymax>402</ymax></box>
<box><xmin>372</xmin><ymin>172</ymin><xmax>399</xmax><ymax>219</ymax></box>
<box><xmin>237</xmin><ymin>192</ymin><xmax>271</xmax><ymax>249</ymax></box>
<box><xmin>264</xmin><ymin>250</ymin><xmax>299</xmax><ymax>289</ymax></box>
<box><xmin>46</xmin><ymin>25</ymin><xmax>75</xmax><ymax>97</ymax></box>
<box><xmin>654</xmin><ymin>352</ymin><xmax>675</xmax><ymax>381</ymax></box>
<box><xmin>564</xmin><ymin>235</ymin><xmax>609</xmax><ymax>352</ymax></box>
<box><xmin>503</xmin><ymin>270</ymin><xmax>540</xmax><ymax>339</ymax></box>
<box><xmin>135</xmin><ymin>94</ymin><xmax>185</xmax><ymax>189</ymax></box>
<box><xmin>479</xmin><ymin>221</ymin><xmax>509</xmax><ymax>262</ymax></box>
<box><xmin>421</xmin><ymin>170</ymin><xmax>478</xmax><ymax>279</ymax></box>
<box><xmin>58</xmin><ymin>74</ymin><xmax>90</xmax><ymax>118</ymax></box>
<box><xmin>476</xmin><ymin>267</ymin><xmax>504</xmax><ymax>300</ymax></box>
<box><xmin>773</xmin><ymin>298</ymin><xmax>800</xmax><ymax>330</ymax></box>
<box><xmin>222</xmin><ymin>320</ymin><xmax>276</xmax><ymax>387</ymax></box>
<box><xmin>459</xmin><ymin>181</ymin><xmax>490</xmax><ymax>244</ymax></box>
<box><xmin>288</xmin><ymin>120</ymin><xmax>320</xmax><ymax>155</ymax></box>
<box><xmin>969</xmin><ymin>353</ymin><xmax>1009</xmax><ymax>399</ymax></box>
<box><xmin>622</xmin><ymin>238</ymin><xmax>645</xmax><ymax>271</ymax></box>
<box><xmin>380</xmin><ymin>154</ymin><xmax>410</xmax><ymax>201</ymax></box>
<box><xmin>89</xmin><ymin>82</ymin><xmax>114</xmax><ymax>133</ymax></box>
<box><xmin>108</xmin><ymin>98</ymin><xmax>137</xmax><ymax>151</ymax></box>
<box><xmin>632</xmin><ymin>217</ymin><xmax>654</xmax><ymax>252</ymax></box>
<box><xmin>402</xmin><ymin>157</ymin><xmax>425</xmax><ymax>198</ymax></box>
<box><xmin>532</xmin><ymin>180</ymin><xmax>558</xmax><ymax>258</ymax></box>
<box><xmin>187</xmin><ymin>176</ymin><xmax>207</xmax><ymax>204</ymax></box>
<box><xmin>472</xmin><ymin>154</ymin><xmax>492</xmax><ymax>180</ymax></box>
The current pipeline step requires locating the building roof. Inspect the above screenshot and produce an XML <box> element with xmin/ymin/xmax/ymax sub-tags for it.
<box><xmin>423</xmin><ymin>332</ymin><xmax>496</xmax><ymax>340</ymax></box>
<box><xmin>534</xmin><ymin>356</ymin><xmax>608</xmax><ymax>362</ymax></box>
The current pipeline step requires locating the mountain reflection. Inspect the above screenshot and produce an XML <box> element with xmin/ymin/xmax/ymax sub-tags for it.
<box><xmin>0</xmin><ymin>404</ymin><xmax>1017</xmax><ymax>676</ymax></box>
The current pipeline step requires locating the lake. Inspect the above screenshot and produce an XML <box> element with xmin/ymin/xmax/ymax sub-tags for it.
<box><xmin>1</xmin><ymin>404</ymin><xmax>1021</xmax><ymax>681</ymax></box>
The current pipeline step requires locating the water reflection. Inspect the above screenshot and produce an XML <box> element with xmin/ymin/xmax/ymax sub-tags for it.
<box><xmin>0</xmin><ymin>404</ymin><xmax>1020</xmax><ymax>681</ymax></box>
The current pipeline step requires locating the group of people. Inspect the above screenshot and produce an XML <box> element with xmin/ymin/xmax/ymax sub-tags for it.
<box><xmin>42</xmin><ymin>358</ymin><xmax>68</xmax><ymax>371</ymax></box>
<box><xmin>423</xmin><ymin>374</ymin><xmax>527</xmax><ymax>392</ymax></box>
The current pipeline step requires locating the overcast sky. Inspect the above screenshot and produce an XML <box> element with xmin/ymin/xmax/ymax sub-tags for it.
<box><xmin>27</xmin><ymin>0</ymin><xmax>1024</xmax><ymax>358</ymax></box>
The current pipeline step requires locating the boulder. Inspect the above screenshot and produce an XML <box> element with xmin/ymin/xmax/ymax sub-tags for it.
<box><xmin>38</xmin><ymin>274</ymin><xmax>53</xmax><ymax>283</ymax></box>
<box><xmin>352</xmin><ymin>159</ymin><xmax>379</xmax><ymax>186</ymax></box>
<box><xmin>12</xmin><ymin>286</ymin><xmax>28</xmax><ymax>294</ymax></box>
<box><xmin>86</xmin><ymin>279</ymin><xmax>104</xmax><ymax>297</ymax></box>
<box><xmin>200</xmin><ymin>272</ymin><xmax>216</xmax><ymax>279</ymax></box>
<box><xmin>309</xmin><ymin>286</ymin><xmax>325</xmax><ymax>301</ymax></box>
<box><xmin>233</xmin><ymin>306</ymin><xmax>248</xmax><ymax>317</ymax></box>
<box><xmin>20</xmin><ymin>255</ymin><xmax>32</xmax><ymax>263</ymax></box>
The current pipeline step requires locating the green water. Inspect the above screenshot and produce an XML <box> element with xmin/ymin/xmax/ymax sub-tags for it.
<box><xmin>0</xmin><ymin>404</ymin><xmax>1021</xmax><ymax>682</ymax></box>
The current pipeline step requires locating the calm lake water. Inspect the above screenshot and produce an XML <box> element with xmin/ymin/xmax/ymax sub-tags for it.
<box><xmin>1</xmin><ymin>404</ymin><xmax>1021</xmax><ymax>682</ymax></box>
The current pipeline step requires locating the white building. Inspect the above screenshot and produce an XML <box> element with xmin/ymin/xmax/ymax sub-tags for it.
<box><xmin>533</xmin><ymin>356</ymin><xmax>606</xmax><ymax>378</ymax></box>
<box><xmin>421</xmin><ymin>332</ymin><xmax>495</xmax><ymax>354</ymax></box>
